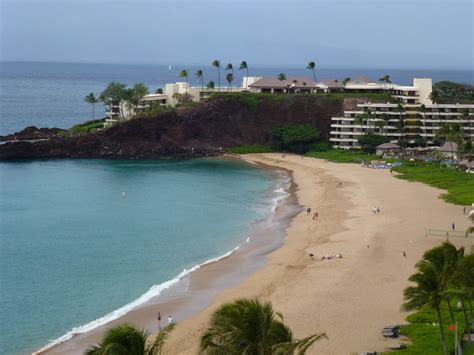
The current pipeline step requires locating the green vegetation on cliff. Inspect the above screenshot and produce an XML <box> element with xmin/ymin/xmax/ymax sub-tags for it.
<box><xmin>431</xmin><ymin>81</ymin><xmax>474</xmax><ymax>103</ymax></box>
<box><xmin>228</xmin><ymin>144</ymin><xmax>274</xmax><ymax>154</ymax></box>
<box><xmin>69</xmin><ymin>120</ymin><xmax>106</xmax><ymax>135</ymax></box>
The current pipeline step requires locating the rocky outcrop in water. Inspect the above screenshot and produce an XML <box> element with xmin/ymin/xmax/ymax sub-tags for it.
<box><xmin>0</xmin><ymin>126</ymin><xmax>66</xmax><ymax>142</ymax></box>
<box><xmin>0</xmin><ymin>95</ymin><xmax>349</xmax><ymax>160</ymax></box>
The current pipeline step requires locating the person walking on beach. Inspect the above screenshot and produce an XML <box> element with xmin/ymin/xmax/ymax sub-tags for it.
<box><xmin>307</xmin><ymin>207</ymin><xmax>311</xmax><ymax>216</ymax></box>
<box><xmin>157</xmin><ymin>312</ymin><xmax>162</xmax><ymax>329</ymax></box>
<box><xmin>376</xmin><ymin>206</ymin><xmax>380</xmax><ymax>213</ymax></box>
<box><xmin>403</xmin><ymin>251</ymin><xmax>406</xmax><ymax>257</ymax></box>
<box><xmin>452</xmin><ymin>222</ymin><xmax>455</xmax><ymax>231</ymax></box>
<box><xmin>313</xmin><ymin>211</ymin><xmax>318</xmax><ymax>221</ymax></box>
<box><xmin>168</xmin><ymin>315</ymin><xmax>173</xmax><ymax>324</ymax></box>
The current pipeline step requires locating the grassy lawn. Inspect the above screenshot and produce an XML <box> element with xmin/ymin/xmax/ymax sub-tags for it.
<box><xmin>305</xmin><ymin>148</ymin><xmax>379</xmax><ymax>163</ymax></box>
<box><xmin>227</xmin><ymin>144</ymin><xmax>275</xmax><ymax>154</ymax></box>
<box><xmin>392</xmin><ymin>162</ymin><xmax>474</xmax><ymax>205</ymax></box>
<box><xmin>396</xmin><ymin>302</ymin><xmax>472</xmax><ymax>355</ymax></box>
<box><xmin>69</xmin><ymin>120</ymin><xmax>105</xmax><ymax>135</ymax></box>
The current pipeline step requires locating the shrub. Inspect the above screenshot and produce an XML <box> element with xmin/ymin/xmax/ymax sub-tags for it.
<box><xmin>358</xmin><ymin>133</ymin><xmax>389</xmax><ymax>153</ymax></box>
<box><xmin>271</xmin><ymin>123</ymin><xmax>320</xmax><ymax>154</ymax></box>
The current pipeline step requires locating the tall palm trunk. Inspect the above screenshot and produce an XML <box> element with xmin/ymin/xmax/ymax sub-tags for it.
<box><xmin>436</xmin><ymin>304</ymin><xmax>449</xmax><ymax>355</ymax></box>
<box><xmin>92</xmin><ymin>103</ymin><xmax>95</xmax><ymax>123</ymax></box>
<box><xmin>446</xmin><ymin>298</ymin><xmax>463</xmax><ymax>355</ymax></box>
<box><xmin>217</xmin><ymin>69</ymin><xmax>220</xmax><ymax>92</ymax></box>
<box><xmin>245</xmin><ymin>68</ymin><xmax>249</xmax><ymax>90</ymax></box>
<box><xmin>460</xmin><ymin>296</ymin><xmax>472</xmax><ymax>341</ymax></box>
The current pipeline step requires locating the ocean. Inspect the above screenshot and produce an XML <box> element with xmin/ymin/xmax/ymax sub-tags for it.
<box><xmin>0</xmin><ymin>158</ymin><xmax>289</xmax><ymax>354</ymax></box>
<box><xmin>0</xmin><ymin>61</ymin><xmax>472</xmax><ymax>354</ymax></box>
<box><xmin>0</xmin><ymin>61</ymin><xmax>473</xmax><ymax>136</ymax></box>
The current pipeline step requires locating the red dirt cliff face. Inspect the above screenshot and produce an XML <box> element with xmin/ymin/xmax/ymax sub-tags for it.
<box><xmin>0</xmin><ymin>95</ymin><xmax>346</xmax><ymax>160</ymax></box>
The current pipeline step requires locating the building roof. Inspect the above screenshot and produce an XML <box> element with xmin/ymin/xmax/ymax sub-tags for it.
<box><xmin>350</xmin><ymin>76</ymin><xmax>375</xmax><ymax>84</ymax></box>
<box><xmin>438</xmin><ymin>141</ymin><xmax>458</xmax><ymax>152</ymax></box>
<box><xmin>249</xmin><ymin>76</ymin><xmax>317</xmax><ymax>89</ymax></box>
<box><xmin>375</xmin><ymin>143</ymin><xmax>400</xmax><ymax>150</ymax></box>
<box><xmin>319</xmin><ymin>79</ymin><xmax>345</xmax><ymax>89</ymax></box>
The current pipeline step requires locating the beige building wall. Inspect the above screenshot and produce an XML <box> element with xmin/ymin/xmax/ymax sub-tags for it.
<box><xmin>413</xmin><ymin>78</ymin><xmax>433</xmax><ymax>105</ymax></box>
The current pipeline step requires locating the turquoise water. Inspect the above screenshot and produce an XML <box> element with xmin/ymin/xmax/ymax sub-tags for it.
<box><xmin>0</xmin><ymin>159</ymin><xmax>283</xmax><ymax>355</ymax></box>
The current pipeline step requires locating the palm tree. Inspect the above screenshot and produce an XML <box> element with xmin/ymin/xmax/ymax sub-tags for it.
<box><xmin>436</xmin><ymin>123</ymin><xmax>463</xmax><ymax>166</ymax></box>
<box><xmin>195</xmin><ymin>69</ymin><xmax>204</xmax><ymax>96</ymax></box>
<box><xmin>381</xmin><ymin>113</ymin><xmax>390</xmax><ymax>136</ymax></box>
<box><xmin>277</xmin><ymin>73</ymin><xmax>287</xmax><ymax>81</ymax></box>
<box><xmin>179</xmin><ymin>69</ymin><xmax>189</xmax><ymax>95</ymax></box>
<box><xmin>306</xmin><ymin>61</ymin><xmax>316</xmax><ymax>83</ymax></box>
<box><xmin>397</xmin><ymin>103</ymin><xmax>406</xmax><ymax>149</ymax></box>
<box><xmin>420</xmin><ymin>104</ymin><xmax>427</xmax><ymax>147</ymax></box>
<box><xmin>450</xmin><ymin>253</ymin><xmax>474</xmax><ymax>342</ymax></box>
<box><xmin>403</xmin><ymin>245</ymin><xmax>451</xmax><ymax>355</ymax></box>
<box><xmin>207</xmin><ymin>80</ymin><xmax>215</xmax><ymax>92</ymax></box>
<box><xmin>86</xmin><ymin>323</ymin><xmax>175</xmax><ymax>355</ymax></box>
<box><xmin>378</xmin><ymin>75</ymin><xmax>391</xmax><ymax>91</ymax></box>
<box><xmin>461</xmin><ymin>108</ymin><xmax>472</xmax><ymax>160</ymax></box>
<box><xmin>239</xmin><ymin>61</ymin><xmax>249</xmax><ymax>90</ymax></box>
<box><xmin>200</xmin><ymin>298</ymin><xmax>326</xmax><ymax>354</ymax></box>
<box><xmin>354</xmin><ymin>114</ymin><xmax>367</xmax><ymax>133</ymax></box>
<box><xmin>225</xmin><ymin>63</ymin><xmax>233</xmax><ymax>74</ymax></box>
<box><xmin>84</xmin><ymin>93</ymin><xmax>99</xmax><ymax>123</ymax></box>
<box><xmin>342</xmin><ymin>77</ymin><xmax>351</xmax><ymax>88</ymax></box>
<box><xmin>375</xmin><ymin>119</ymin><xmax>385</xmax><ymax>135</ymax></box>
<box><xmin>212</xmin><ymin>60</ymin><xmax>221</xmax><ymax>92</ymax></box>
<box><xmin>226</xmin><ymin>73</ymin><xmax>234</xmax><ymax>92</ymax></box>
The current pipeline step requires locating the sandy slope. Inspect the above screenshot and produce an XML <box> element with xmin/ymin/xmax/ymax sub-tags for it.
<box><xmin>162</xmin><ymin>153</ymin><xmax>472</xmax><ymax>354</ymax></box>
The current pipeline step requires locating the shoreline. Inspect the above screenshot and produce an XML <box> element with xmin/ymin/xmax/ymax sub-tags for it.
<box><xmin>161</xmin><ymin>153</ymin><xmax>472</xmax><ymax>354</ymax></box>
<box><xmin>36</xmin><ymin>159</ymin><xmax>299</xmax><ymax>355</ymax></box>
<box><xmin>36</xmin><ymin>153</ymin><xmax>472</xmax><ymax>354</ymax></box>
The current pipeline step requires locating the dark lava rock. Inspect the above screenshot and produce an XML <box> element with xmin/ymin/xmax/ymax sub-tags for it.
<box><xmin>0</xmin><ymin>95</ymin><xmax>358</xmax><ymax>160</ymax></box>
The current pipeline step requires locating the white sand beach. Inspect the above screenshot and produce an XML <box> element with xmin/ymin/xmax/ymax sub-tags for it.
<box><xmin>161</xmin><ymin>153</ymin><xmax>472</xmax><ymax>354</ymax></box>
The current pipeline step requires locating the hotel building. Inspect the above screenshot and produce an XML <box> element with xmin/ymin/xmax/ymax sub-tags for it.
<box><xmin>329</xmin><ymin>78</ymin><xmax>474</xmax><ymax>149</ymax></box>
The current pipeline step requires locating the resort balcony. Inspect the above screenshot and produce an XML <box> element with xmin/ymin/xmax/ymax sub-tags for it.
<box><xmin>329</xmin><ymin>137</ymin><xmax>358</xmax><ymax>143</ymax></box>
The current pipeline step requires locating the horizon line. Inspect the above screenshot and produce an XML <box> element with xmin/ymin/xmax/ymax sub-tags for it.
<box><xmin>1</xmin><ymin>60</ymin><xmax>472</xmax><ymax>72</ymax></box>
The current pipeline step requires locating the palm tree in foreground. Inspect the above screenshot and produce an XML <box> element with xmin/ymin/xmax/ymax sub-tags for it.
<box><xmin>402</xmin><ymin>243</ymin><xmax>456</xmax><ymax>355</ymax></box>
<box><xmin>85</xmin><ymin>323</ymin><xmax>175</xmax><ymax>355</ymax></box>
<box><xmin>200</xmin><ymin>298</ymin><xmax>327</xmax><ymax>354</ymax></box>
<box><xmin>278</xmin><ymin>73</ymin><xmax>287</xmax><ymax>81</ymax></box>
<box><xmin>307</xmin><ymin>61</ymin><xmax>316</xmax><ymax>83</ymax></box>
<box><xmin>239</xmin><ymin>61</ymin><xmax>249</xmax><ymax>90</ymax></box>
<box><xmin>212</xmin><ymin>60</ymin><xmax>221</xmax><ymax>92</ymax></box>
<box><xmin>84</xmin><ymin>93</ymin><xmax>99</xmax><ymax>123</ymax></box>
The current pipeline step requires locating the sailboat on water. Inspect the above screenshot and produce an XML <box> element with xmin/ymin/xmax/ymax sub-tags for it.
<box><xmin>168</xmin><ymin>65</ymin><xmax>172</xmax><ymax>72</ymax></box>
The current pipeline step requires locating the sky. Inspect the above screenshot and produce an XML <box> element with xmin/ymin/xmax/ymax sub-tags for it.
<box><xmin>1</xmin><ymin>0</ymin><xmax>473</xmax><ymax>69</ymax></box>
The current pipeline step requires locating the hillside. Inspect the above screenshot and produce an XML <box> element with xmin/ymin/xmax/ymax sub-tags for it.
<box><xmin>0</xmin><ymin>94</ymin><xmax>358</xmax><ymax>160</ymax></box>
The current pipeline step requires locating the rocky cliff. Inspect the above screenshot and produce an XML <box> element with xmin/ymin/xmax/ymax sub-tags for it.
<box><xmin>0</xmin><ymin>94</ymin><xmax>348</xmax><ymax>160</ymax></box>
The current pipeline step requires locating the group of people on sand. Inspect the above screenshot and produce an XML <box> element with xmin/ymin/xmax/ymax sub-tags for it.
<box><xmin>157</xmin><ymin>312</ymin><xmax>173</xmax><ymax>330</ymax></box>
<box><xmin>372</xmin><ymin>206</ymin><xmax>381</xmax><ymax>214</ymax></box>
<box><xmin>309</xmin><ymin>253</ymin><xmax>343</xmax><ymax>261</ymax></box>
<box><xmin>305</xmin><ymin>207</ymin><xmax>319</xmax><ymax>221</ymax></box>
